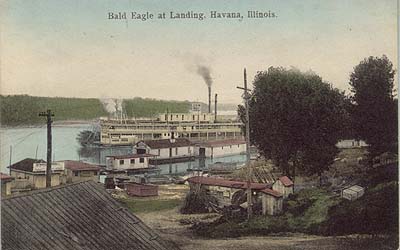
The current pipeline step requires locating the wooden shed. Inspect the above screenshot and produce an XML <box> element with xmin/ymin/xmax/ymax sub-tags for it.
<box><xmin>125</xmin><ymin>182</ymin><xmax>158</xmax><ymax>197</ymax></box>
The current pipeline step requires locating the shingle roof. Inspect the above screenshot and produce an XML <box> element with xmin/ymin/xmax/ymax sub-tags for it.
<box><xmin>0</xmin><ymin>173</ymin><xmax>13</xmax><ymax>182</ymax></box>
<box><xmin>1</xmin><ymin>181</ymin><xmax>179</xmax><ymax>250</ymax></box>
<box><xmin>260</xmin><ymin>188</ymin><xmax>283</xmax><ymax>198</ymax></box>
<box><xmin>141</xmin><ymin>138</ymin><xmax>193</xmax><ymax>149</ymax></box>
<box><xmin>278</xmin><ymin>176</ymin><xmax>294</xmax><ymax>187</ymax></box>
<box><xmin>8</xmin><ymin>158</ymin><xmax>45</xmax><ymax>172</ymax></box>
<box><xmin>187</xmin><ymin>176</ymin><xmax>270</xmax><ymax>190</ymax></box>
<box><xmin>63</xmin><ymin>160</ymin><xmax>101</xmax><ymax>171</ymax></box>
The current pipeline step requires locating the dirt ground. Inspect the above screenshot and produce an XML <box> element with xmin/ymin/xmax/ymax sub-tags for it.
<box><xmin>137</xmin><ymin>207</ymin><xmax>397</xmax><ymax>250</ymax></box>
<box><xmin>134</xmin><ymin>184</ymin><xmax>398</xmax><ymax>250</ymax></box>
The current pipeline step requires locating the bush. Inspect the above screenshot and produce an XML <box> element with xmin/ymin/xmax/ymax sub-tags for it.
<box><xmin>180</xmin><ymin>189</ymin><xmax>219</xmax><ymax>214</ymax></box>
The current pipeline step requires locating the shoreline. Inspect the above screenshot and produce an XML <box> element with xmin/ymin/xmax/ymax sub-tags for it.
<box><xmin>0</xmin><ymin>120</ymin><xmax>96</xmax><ymax>129</ymax></box>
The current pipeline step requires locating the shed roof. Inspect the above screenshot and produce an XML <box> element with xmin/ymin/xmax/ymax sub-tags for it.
<box><xmin>8</xmin><ymin>158</ymin><xmax>45</xmax><ymax>172</ymax></box>
<box><xmin>277</xmin><ymin>176</ymin><xmax>294</xmax><ymax>187</ymax></box>
<box><xmin>63</xmin><ymin>160</ymin><xmax>101</xmax><ymax>171</ymax></box>
<box><xmin>187</xmin><ymin>176</ymin><xmax>270</xmax><ymax>190</ymax></box>
<box><xmin>0</xmin><ymin>173</ymin><xmax>13</xmax><ymax>182</ymax></box>
<box><xmin>140</xmin><ymin>138</ymin><xmax>193</xmax><ymax>149</ymax></box>
<box><xmin>1</xmin><ymin>181</ymin><xmax>179</xmax><ymax>250</ymax></box>
<box><xmin>260</xmin><ymin>188</ymin><xmax>283</xmax><ymax>198</ymax></box>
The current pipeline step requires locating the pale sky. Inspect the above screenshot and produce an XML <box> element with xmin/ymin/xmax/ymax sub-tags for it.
<box><xmin>1</xmin><ymin>0</ymin><xmax>397</xmax><ymax>104</ymax></box>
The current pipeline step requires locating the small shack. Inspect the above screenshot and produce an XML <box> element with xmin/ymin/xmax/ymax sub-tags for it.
<box><xmin>342</xmin><ymin>185</ymin><xmax>365</xmax><ymax>201</ymax></box>
<box><xmin>260</xmin><ymin>188</ymin><xmax>283</xmax><ymax>215</ymax></box>
<box><xmin>272</xmin><ymin>176</ymin><xmax>294</xmax><ymax>198</ymax></box>
<box><xmin>106</xmin><ymin>154</ymin><xmax>155</xmax><ymax>171</ymax></box>
<box><xmin>125</xmin><ymin>182</ymin><xmax>158</xmax><ymax>197</ymax></box>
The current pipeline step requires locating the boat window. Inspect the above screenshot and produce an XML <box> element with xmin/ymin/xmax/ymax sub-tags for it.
<box><xmin>119</xmin><ymin>160</ymin><xmax>124</xmax><ymax>165</ymax></box>
<box><xmin>130</xmin><ymin>159</ymin><xmax>135</xmax><ymax>164</ymax></box>
<box><xmin>139</xmin><ymin>158</ymin><xmax>144</xmax><ymax>163</ymax></box>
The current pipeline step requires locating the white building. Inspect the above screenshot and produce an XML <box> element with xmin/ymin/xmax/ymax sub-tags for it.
<box><xmin>106</xmin><ymin>154</ymin><xmax>155</xmax><ymax>171</ymax></box>
<box><xmin>336</xmin><ymin>139</ymin><xmax>368</xmax><ymax>149</ymax></box>
<box><xmin>133</xmin><ymin>138</ymin><xmax>195</xmax><ymax>163</ymax></box>
<box><xmin>196</xmin><ymin>139</ymin><xmax>246</xmax><ymax>158</ymax></box>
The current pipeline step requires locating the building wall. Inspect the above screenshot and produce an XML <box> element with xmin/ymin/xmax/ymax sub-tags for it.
<box><xmin>1</xmin><ymin>182</ymin><xmax>12</xmax><ymax>196</ymax></box>
<box><xmin>10</xmin><ymin>171</ymin><xmax>34</xmax><ymax>188</ymax></box>
<box><xmin>32</xmin><ymin>175</ymin><xmax>60</xmax><ymax>189</ymax></box>
<box><xmin>66</xmin><ymin>169</ymin><xmax>99</xmax><ymax>183</ymax></box>
<box><xmin>262</xmin><ymin>194</ymin><xmax>283</xmax><ymax>215</ymax></box>
<box><xmin>200</xmin><ymin>143</ymin><xmax>246</xmax><ymax>158</ymax></box>
<box><xmin>150</xmin><ymin>146</ymin><xmax>194</xmax><ymax>159</ymax></box>
<box><xmin>272</xmin><ymin>180</ymin><xmax>293</xmax><ymax>199</ymax></box>
<box><xmin>113</xmin><ymin>157</ymin><xmax>150</xmax><ymax>170</ymax></box>
<box><xmin>11</xmin><ymin>170</ymin><xmax>62</xmax><ymax>189</ymax></box>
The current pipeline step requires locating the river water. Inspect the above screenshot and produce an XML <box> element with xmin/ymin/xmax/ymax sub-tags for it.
<box><xmin>0</xmin><ymin>124</ymin><xmax>246</xmax><ymax>175</ymax></box>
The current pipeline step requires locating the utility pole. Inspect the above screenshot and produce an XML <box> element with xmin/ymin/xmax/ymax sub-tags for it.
<box><xmin>237</xmin><ymin>68</ymin><xmax>252</xmax><ymax>219</ymax></box>
<box><xmin>39</xmin><ymin>109</ymin><xmax>54</xmax><ymax>188</ymax></box>
<box><xmin>9</xmin><ymin>146</ymin><xmax>12</xmax><ymax>175</ymax></box>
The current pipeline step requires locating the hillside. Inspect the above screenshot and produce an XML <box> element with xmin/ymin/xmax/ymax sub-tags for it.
<box><xmin>0</xmin><ymin>95</ymin><xmax>194</xmax><ymax>126</ymax></box>
<box><xmin>123</xmin><ymin>97</ymin><xmax>192</xmax><ymax>118</ymax></box>
<box><xmin>0</xmin><ymin>95</ymin><xmax>108</xmax><ymax>126</ymax></box>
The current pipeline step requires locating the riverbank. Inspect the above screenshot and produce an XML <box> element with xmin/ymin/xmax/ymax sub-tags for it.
<box><xmin>0</xmin><ymin>120</ymin><xmax>95</xmax><ymax>129</ymax></box>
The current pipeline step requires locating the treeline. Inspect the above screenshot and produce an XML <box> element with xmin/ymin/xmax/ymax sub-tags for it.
<box><xmin>0</xmin><ymin>95</ymin><xmax>108</xmax><ymax>126</ymax></box>
<box><xmin>123</xmin><ymin>97</ymin><xmax>191</xmax><ymax>118</ymax></box>
<box><xmin>0</xmin><ymin>95</ymin><xmax>194</xmax><ymax>126</ymax></box>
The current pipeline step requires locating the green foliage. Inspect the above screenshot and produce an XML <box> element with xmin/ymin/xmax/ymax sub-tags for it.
<box><xmin>240</xmin><ymin>67</ymin><xmax>349</xmax><ymax>177</ymax></box>
<box><xmin>322</xmin><ymin>181</ymin><xmax>398</xmax><ymax>236</ymax></box>
<box><xmin>349</xmin><ymin>55</ymin><xmax>397</xmax><ymax>157</ymax></box>
<box><xmin>0</xmin><ymin>95</ymin><xmax>108</xmax><ymax>126</ymax></box>
<box><xmin>123</xmin><ymin>97</ymin><xmax>191</xmax><ymax>118</ymax></box>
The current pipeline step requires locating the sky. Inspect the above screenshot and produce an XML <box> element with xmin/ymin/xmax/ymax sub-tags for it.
<box><xmin>1</xmin><ymin>0</ymin><xmax>397</xmax><ymax>104</ymax></box>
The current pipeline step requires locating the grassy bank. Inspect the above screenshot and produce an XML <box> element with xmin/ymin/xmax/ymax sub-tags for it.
<box><xmin>118</xmin><ymin>197</ymin><xmax>182</xmax><ymax>213</ymax></box>
<box><xmin>192</xmin><ymin>181</ymin><xmax>398</xmax><ymax>238</ymax></box>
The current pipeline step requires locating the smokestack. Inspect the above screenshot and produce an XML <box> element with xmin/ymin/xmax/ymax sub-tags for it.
<box><xmin>214</xmin><ymin>93</ymin><xmax>218</xmax><ymax>122</ymax></box>
<box><xmin>196</xmin><ymin>65</ymin><xmax>213</xmax><ymax>113</ymax></box>
<box><xmin>208</xmin><ymin>86</ymin><xmax>211</xmax><ymax>113</ymax></box>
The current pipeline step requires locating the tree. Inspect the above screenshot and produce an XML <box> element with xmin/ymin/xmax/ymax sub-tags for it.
<box><xmin>239</xmin><ymin>67</ymin><xmax>348</xmax><ymax>180</ymax></box>
<box><xmin>349</xmin><ymin>55</ymin><xmax>397</xmax><ymax>158</ymax></box>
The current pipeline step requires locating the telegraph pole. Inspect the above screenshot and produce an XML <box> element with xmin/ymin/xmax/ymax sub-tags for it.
<box><xmin>39</xmin><ymin>109</ymin><xmax>54</xmax><ymax>188</ymax></box>
<box><xmin>237</xmin><ymin>68</ymin><xmax>252</xmax><ymax>219</ymax></box>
